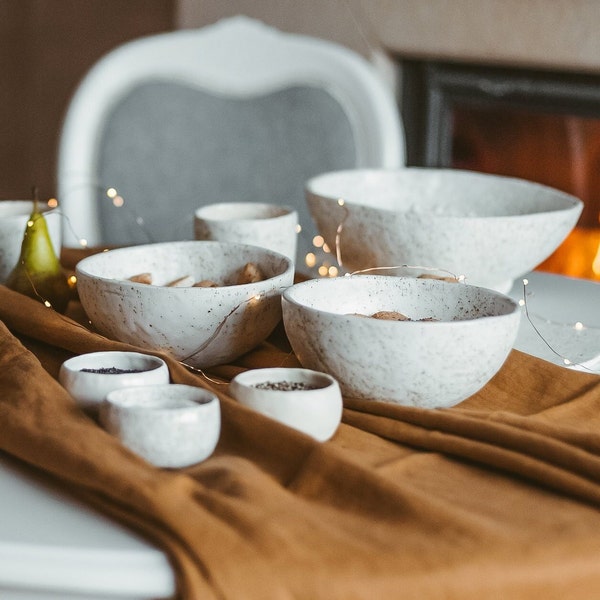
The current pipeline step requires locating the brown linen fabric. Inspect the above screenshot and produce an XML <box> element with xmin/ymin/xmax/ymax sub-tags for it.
<box><xmin>2</xmin><ymin>274</ymin><xmax>600</xmax><ymax>599</ymax></box>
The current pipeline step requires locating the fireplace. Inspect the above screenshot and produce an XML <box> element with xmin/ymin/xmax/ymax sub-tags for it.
<box><xmin>400</xmin><ymin>60</ymin><xmax>600</xmax><ymax>280</ymax></box>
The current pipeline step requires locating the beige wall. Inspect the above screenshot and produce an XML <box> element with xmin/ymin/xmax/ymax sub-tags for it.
<box><xmin>176</xmin><ymin>0</ymin><xmax>600</xmax><ymax>75</ymax></box>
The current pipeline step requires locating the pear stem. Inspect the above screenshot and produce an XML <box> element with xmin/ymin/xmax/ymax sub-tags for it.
<box><xmin>31</xmin><ymin>185</ymin><xmax>39</xmax><ymax>213</ymax></box>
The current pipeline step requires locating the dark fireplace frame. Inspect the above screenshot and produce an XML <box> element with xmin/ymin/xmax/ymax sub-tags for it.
<box><xmin>399</xmin><ymin>59</ymin><xmax>600</xmax><ymax>169</ymax></box>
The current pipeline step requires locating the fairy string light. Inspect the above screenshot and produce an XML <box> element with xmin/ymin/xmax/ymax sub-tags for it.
<box><xmin>520</xmin><ymin>278</ymin><xmax>598</xmax><ymax>373</ymax></box>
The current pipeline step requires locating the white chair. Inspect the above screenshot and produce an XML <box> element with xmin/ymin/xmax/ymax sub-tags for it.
<box><xmin>57</xmin><ymin>15</ymin><xmax>405</xmax><ymax>267</ymax></box>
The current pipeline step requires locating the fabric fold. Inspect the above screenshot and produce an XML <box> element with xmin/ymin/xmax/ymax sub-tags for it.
<box><xmin>3</xmin><ymin>278</ymin><xmax>600</xmax><ymax>599</ymax></box>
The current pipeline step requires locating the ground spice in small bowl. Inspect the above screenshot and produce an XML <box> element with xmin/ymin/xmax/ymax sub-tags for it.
<box><xmin>253</xmin><ymin>381</ymin><xmax>320</xmax><ymax>391</ymax></box>
<box><xmin>80</xmin><ymin>367</ymin><xmax>146</xmax><ymax>374</ymax></box>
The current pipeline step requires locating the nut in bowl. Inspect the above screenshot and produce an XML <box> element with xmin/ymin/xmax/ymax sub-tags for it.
<box><xmin>282</xmin><ymin>275</ymin><xmax>521</xmax><ymax>408</ymax></box>
<box><xmin>229</xmin><ymin>368</ymin><xmax>343</xmax><ymax>442</ymax></box>
<box><xmin>75</xmin><ymin>241</ymin><xmax>294</xmax><ymax>368</ymax></box>
<box><xmin>305</xmin><ymin>168</ymin><xmax>583</xmax><ymax>293</ymax></box>
<box><xmin>100</xmin><ymin>384</ymin><xmax>220</xmax><ymax>468</ymax></box>
<box><xmin>59</xmin><ymin>351</ymin><xmax>170</xmax><ymax>417</ymax></box>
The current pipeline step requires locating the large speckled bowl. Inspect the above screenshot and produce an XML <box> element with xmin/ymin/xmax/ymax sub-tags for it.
<box><xmin>76</xmin><ymin>241</ymin><xmax>294</xmax><ymax>368</ymax></box>
<box><xmin>305</xmin><ymin>168</ymin><xmax>583</xmax><ymax>293</ymax></box>
<box><xmin>282</xmin><ymin>275</ymin><xmax>521</xmax><ymax>408</ymax></box>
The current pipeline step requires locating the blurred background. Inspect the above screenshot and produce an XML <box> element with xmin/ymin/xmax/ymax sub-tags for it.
<box><xmin>4</xmin><ymin>0</ymin><xmax>600</xmax><ymax>278</ymax></box>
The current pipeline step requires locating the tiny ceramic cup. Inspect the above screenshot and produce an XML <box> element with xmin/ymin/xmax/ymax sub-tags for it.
<box><xmin>100</xmin><ymin>384</ymin><xmax>221</xmax><ymax>468</ymax></box>
<box><xmin>194</xmin><ymin>202</ymin><xmax>298</xmax><ymax>262</ymax></box>
<box><xmin>229</xmin><ymin>367</ymin><xmax>342</xmax><ymax>442</ymax></box>
<box><xmin>0</xmin><ymin>200</ymin><xmax>61</xmax><ymax>283</ymax></box>
<box><xmin>59</xmin><ymin>351</ymin><xmax>170</xmax><ymax>417</ymax></box>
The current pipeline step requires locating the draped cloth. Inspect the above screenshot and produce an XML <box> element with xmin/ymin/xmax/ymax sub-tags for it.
<box><xmin>2</xmin><ymin>250</ymin><xmax>600</xmax><ymax>599</ymax></box>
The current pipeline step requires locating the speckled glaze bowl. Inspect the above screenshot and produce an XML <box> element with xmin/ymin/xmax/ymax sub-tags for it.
<box><xmin>0</xmin><ymin>200</ymin><xmax>61</xmax><ymax>283</ymax></box>
<box><xmin>305</xmin><ymin>168</ymin><xmax>583</xmax><ymax>293</ymax></box>
<box><xmin>282</xmin><ymin>275</ymin><xmax>521</xmax><ymax>408</ymax></box>
<box><xmin>75</xmin><ymin>241</ymin><xmax>294</xmax><ymax>368</ymax></box>
<box><xmin>100</xmin><ymin>384</ymin><xmax>220</xmax><ymax>468</ymax></box>
<box><xmin>229</xmin><ymin>367</ymin><xmax>342</xmax><ymax>441</ymax></box>
<box><xmin>59</xmin><ymin>351</ymin><xmax>170</xmax><ymax>416</ymax></box>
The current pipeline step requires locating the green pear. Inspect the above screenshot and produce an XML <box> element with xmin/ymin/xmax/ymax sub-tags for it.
<box><xmin>5</xmin><ymin>195</ymin><xmax>70</xmax><ymax>313</ymax></box>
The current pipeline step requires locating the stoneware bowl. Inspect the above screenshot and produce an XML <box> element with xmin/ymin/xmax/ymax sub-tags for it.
<box><xmin>100</xmin><ymin>384</ymin><xmax>220</xmax><ymax>468</ymax></box>
<box><xmin>282</xmin><ymin>275</ymin><xmax>521</xmax><ymax>408</ymax></box>
<box><xmin>194</xmin><ymin>202</ymin><xmax>298</xmax><ymax>263</ymax></box>
<box><xmin>0</xmin><ymin>200</ymin><xmax>61</xmax><ymax>283</ymax></box>
<box><xmin>305</xmin><ymin>168</ymin><xmax>583</xmax><ymax>293</ymax></box>
<box><xmin>59</xmin><ymin>351</ymin><xmax>170</xmax><ymax>416</ymax></box>
<box><xmin>75</xmin><ymin>241</ymin><xmax>294</xmax><ymax>368</ymax></box>
<box><xmin>229</xmin><ymin>367</ymin><xmax>342</xmax><ymax>441</ymax></box>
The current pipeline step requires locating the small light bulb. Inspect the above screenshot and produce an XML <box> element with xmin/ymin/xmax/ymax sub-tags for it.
<box><xmin>574</xmin><ymin>321</ymin><xmax>584</xmax><ymax>331</ymax></box>
<box><xmin>106</xmin><ymin>187</ymin><xmax>117</xmax><ymax>198</ymax></box>
<box><xmin>312</xmin><ymin>235</ymin><xmax>324</xmax><ymax>248</ymax></box>
<box><xmin>523</xmin><ymin>278</ymin><xmax>529</xmax><ymax>286</ymax></box>
<box><xmin>295</xmin><ymin>224</ymin><xmax>302</xmax><ymax>233</ymax></box>
<box><xmin>337</xmin><ymin>198</ymin><xmax>345</xmax><ymax>206</ymax></box>
<box><xmin>47</xmin><ymin>198</ymin><xmax>58</xmax><ymax>208</ymax></box>
<box><xmin>79</xmin><ymin>238</ymin><xmax>88</xmax><ymax>247</ymax></box>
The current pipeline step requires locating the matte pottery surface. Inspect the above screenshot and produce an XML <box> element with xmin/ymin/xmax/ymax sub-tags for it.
<box><xmin>282</xmin><ymin>275</ymin><xmax>521</xmax><ymax>408</ymax></box>
<box><xmin>76</xmin><ymin>241</ymin><xmax>294</xmax><ymax>368</ymax></box>
<box><xmin>306</xmin><ymin>168</ymin><xmax>582</xmax><ymax>292</ymax></box>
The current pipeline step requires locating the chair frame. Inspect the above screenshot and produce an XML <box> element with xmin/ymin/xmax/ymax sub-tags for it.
<box><xmin>57</xmin><ymin>15</ymin><xmax>405</xmax><ymax>247</ymax></box>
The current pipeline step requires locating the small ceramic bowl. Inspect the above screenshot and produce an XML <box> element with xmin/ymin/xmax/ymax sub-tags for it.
<box><xmin>100</xmin><ymin>384</ymin><xmax>221</xmax><ymax>468</ymax></box>
<box><xmin>194</xmin><ymin>202</ymin><xmax>298</xmax><ymax>262</ymax></box>
<box><xmin>59</xmin><ymin>351</ymin><xmax>170</xmax><ymax>416</ymax></box>
<box><xmin>229</xmin><ymin>367</ymin><xmax>343</xmax><ymax>442</ymax></box>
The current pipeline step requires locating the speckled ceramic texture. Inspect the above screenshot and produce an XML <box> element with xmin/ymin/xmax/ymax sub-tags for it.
<box><xmin>282</xmin><ymin>275</ymin><xmax>521</xmax><ymax>408</ymax></box>
<box><xmin>75</xmin><ymin>241</ymin><xmax>294</xmax><ymax>368</ymax></box>
<box><xmin>194</xmin><ymin>202</ymin><xmax>298</xmax><ymax>262</ymax></box>
<box><xmin>229</xmin><ymin>367</ymin><xmax>342</xmax><ymax>441</ymax></box>
<box><xmin>100</xmin><ymin>384</ymin><xmax>220</xmax><ymax>468</ymax></box>
<box><xmin>305</xmin><ymin>168</ymin><xmax>583</xmax><ymax>293</ymax></box>
<box><xmin>0</xmin><ymin>200</ymin><xmax>61</xmax><ymax>283</ymax></box>
<box><xmin>59</xmin><ymin>351</ymin><xmax>170</xmax><ymax>416</ymax></box>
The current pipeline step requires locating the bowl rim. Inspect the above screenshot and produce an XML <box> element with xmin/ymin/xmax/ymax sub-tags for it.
<box><xmin>282</xmin><ymin>275</ymin><xmax>521</xmax><ymax>325</ymax></box>
<box><xmin>60</xmin><ymin>351</ymin><xmax>167</xmax><ymax>376</ymax></box>
<box><xmin>305</xmin><ymin>167</ymin><xmax>583</xmax><ymax>219</ymax></box>
<box><xmin>104</xmin><ymin>383</ymin><xmax>219</xmax><ymax>414</ymax></box>
<box><xmin>74</xmin><ymin>240</ymin><xmax>295</xmax><ymax>289</ymax></box>
<box><xmin>231</xmin><ymin>367</ymin><xmax>339</xmax><ymax>394</ymax></box>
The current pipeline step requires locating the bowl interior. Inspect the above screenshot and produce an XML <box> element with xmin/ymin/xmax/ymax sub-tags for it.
<box><xmin>76</xmin><ymin>240</ymin><xmax>292</xmax><ymax>286</ymax></box>
<box><xmin>283</xmin><ymin>275</ymin><xmax>519</xmax><ymax>322</ymax></box>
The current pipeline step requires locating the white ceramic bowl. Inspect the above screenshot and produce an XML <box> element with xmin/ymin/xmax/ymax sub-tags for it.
<box><xmin>229</xmin><ymin>367</ymin><xmax>342</xmax><ymax>441</ymax></box>
<box><xmin>75</xmin><ymin>241</ymin><xmax>294</xmax><ymax>368</ymax></box>
<box><xmin>0</xmin><ymin>200</ymin><xmax>61</xmax><ymax>283</ymax></box>
<box><xmin>282</xmin><ymin>275</ymin><xmax>521</xmax><ymax>408</ymax></box>
<box><xmin>194</xmin><ymin>202</ymin><xmax>298</xmax><ymax>262</ymax></box>
<box><xmin>100</xmin><ymin>384</ymin><xmax>220</xmax><ymax>468</ymax></box>
<box><xmin>59</xmin><ymin>351</ymin><xmax>170</xmax><ymax>416</ymax></box>
<box><xmin>305</xmin><ymin>168</ymin><xmax>583</xmax><ymax>293</ymax></box>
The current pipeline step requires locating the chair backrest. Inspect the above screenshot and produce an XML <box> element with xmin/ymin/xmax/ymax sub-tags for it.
<box><xmin>57</xmin><ymin>15</ymin><xmax>405</xmax><ymax>266</ymax></box>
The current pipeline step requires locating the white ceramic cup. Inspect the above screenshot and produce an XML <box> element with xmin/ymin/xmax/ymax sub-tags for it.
<box><xmin>194</xmin><ymin>202</ymin><xmax>298</xmax><ymax>262</ymax></box>
<box><xmin>100</xmin><ymin>384</ymin><xmax>221</xmax><ymax>468</ymax></box>
<box><xmin>59</xmin><ymin>351</ymin><xmax>170</xmax><ymax>416</ymax></box>
<box><xmin>229</xmin><ymin>367</ymin><xmax>343</xmax><ymax>442</ymax></box>
<box><xmin>0</xmin><ymin>200</ymin><xmax>61</xmax><ymax>283</ymax></box>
